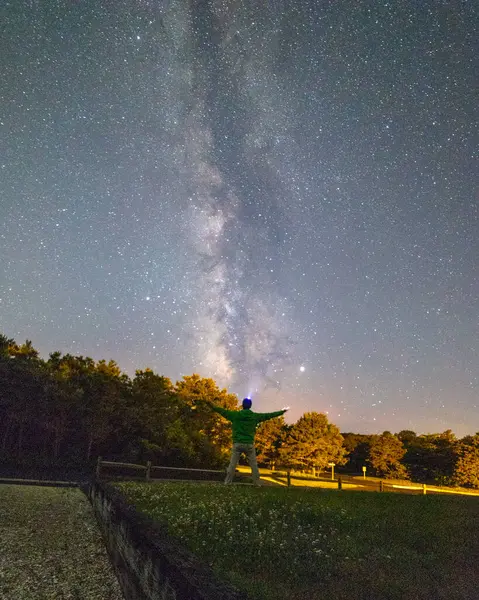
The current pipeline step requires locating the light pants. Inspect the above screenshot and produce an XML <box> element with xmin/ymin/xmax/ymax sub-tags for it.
<box><xmin>225</xmin><ymin>443</ymin><xmax>261</xmax><ymax>485</ymax></box>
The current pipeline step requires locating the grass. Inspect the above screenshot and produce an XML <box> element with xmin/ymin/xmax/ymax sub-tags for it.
<box><xmin>116</xmin><ymin>481</ymin><xmax>479</xmax><ymax>600</ymax></box>
<box><xmin>235</xmin><ymin>465</ymin><xmax>361</xmax><ymax>489</ymax></box>
<box><xmin>0</xmin><ymin>485</ymin><xmax>123</xmax><ymax>600</ymax></box>
<box><xmin>236</xmin><ymin>465</ymin><xmax>479</xmax><ymax>496</ymax></box>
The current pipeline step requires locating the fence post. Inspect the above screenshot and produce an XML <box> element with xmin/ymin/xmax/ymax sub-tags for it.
<box><xmin>96</xmin><ymin>456</ymin><xmax>102</xmax><ymax>479</ymax></box>
<box><xmin>146</xmin><ymin>461</ymin><xmax>152</xmax><ymax>481</ymax></box>
<box><xmin>379</xmin><ymin>480</ymin><xmax>384</xmax><ymax>492</ymax></box>
<box><xmin>423</xmin><ymin>483</ymin><xmax>427</xmax><ymax>495</ymax></box>
<box><xmin>287</xmin><ymin>469</ymin><xmax>291</xmax><ymax>487</ymax></box>
<box><xmin>338</xmin><ymin>476</ymin><xmax>342</xmax><ymax>490</ymax></box>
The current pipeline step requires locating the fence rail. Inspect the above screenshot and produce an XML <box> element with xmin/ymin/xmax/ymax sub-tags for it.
<box><xmin>96</xmin><ymin>457</ymin><xmax>226</xmax><ymax>482</ymax></box>
<box><xmin>271</xmin><ymin>469</ymin><xmax>479</xmax><ymax>496</ymax></box>
<box><xmin>100</xmin><ymin>461</ymin><xmax>147</xmax><ymax>470</ymax></box>
<box><xmin>268</xmin><ymin>468</ymin><xmax>433</xmax><ymax>494</ymax></box>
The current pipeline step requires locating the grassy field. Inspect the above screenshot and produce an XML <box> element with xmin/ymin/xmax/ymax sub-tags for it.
<box><xmin>116</xmin><ymin>481</ymin><xmax>479</xmax><ymax>600</ymax></box>
<box><xmin>235</xmin><ymin>465</ymin><xmax>362</xmax><ymax>489</ymax></box>
<box><xmin>0</xmin><ymin>485</ymin><xmax>123</xmax><ymax>600</ymax></box>
<box><xmin>235</xmin><ymin>465</ymin><xmax>479</xmax><ymax>496</ymax></box>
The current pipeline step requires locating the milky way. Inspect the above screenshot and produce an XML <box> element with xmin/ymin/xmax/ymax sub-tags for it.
<box><xmin>0</xmin><ymin>1</ymin><xmax>477</xmax><ymax>434</ymax></box>
<box><xmin>184</xmin><ymin>1</ymin><xmax>301</xmax><ymax>390</ymax></box>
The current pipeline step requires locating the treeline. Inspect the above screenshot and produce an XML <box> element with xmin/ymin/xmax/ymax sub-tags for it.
<box><xmin>257</xmin><ymin>423</ymin><xmax>478</xmax><ymax>488</ymax></box>
<box><xmin>0</xmin><ymin>335</ymin><xmax>239</xmax><ymax>471</ymax></box>
<box><xmin>1</xmin><ymin>334</ymin><xmax>478</xmax><ymax>487</ymax></box>
<box><xmin>342</xmin><ymin>430</ymin><xmax>479</xmax><ymax>487</ymax></box>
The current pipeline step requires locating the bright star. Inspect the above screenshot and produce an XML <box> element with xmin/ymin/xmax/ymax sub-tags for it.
<box><xmin>300</xmin><ymin>365</ymin><xmax>305</xmax><ymax>372</ymax></box>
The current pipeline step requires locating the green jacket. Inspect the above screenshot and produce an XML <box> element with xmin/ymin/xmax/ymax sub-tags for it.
<box><xmin>209</xmin><ymin>404</ymin><xmax>286</xmax><ymax>444</ymax></box>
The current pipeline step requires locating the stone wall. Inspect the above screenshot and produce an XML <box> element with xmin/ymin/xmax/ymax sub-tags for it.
<box><xmin>83</xmin><ymin>480</ymin><xmax>249</xmax><ymax>600</ymax></box>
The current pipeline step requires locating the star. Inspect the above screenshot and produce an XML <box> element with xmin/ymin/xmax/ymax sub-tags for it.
<box><xmin>0</xmin><ymin>0</ymin><xmax>475</xmax><ymax>436</ymax></box>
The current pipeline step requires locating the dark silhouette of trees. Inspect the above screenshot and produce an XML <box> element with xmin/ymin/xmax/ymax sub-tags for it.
<box><xmin>397</xmin><ymin>430</ymin><xmax>417</xmax><ymax>445</ymax></box>
<box><xmin>0</xmin><ymin>337</ymin><xmax>45</xmax><ymax>460</ymax></box>
<box><xmin>0</xmin><ymin>337</ymin><xmax>246</xmax><ymax>472</ymax></box>
<box><xmin>342</xmin><ymin>433</ymin><xmax>373</xmax><ymax>473</ymax></box>
<box><xmin>402</xmin><ymin>430</ymin><xmax>458</xmax><ymax>484</ymax></box>
<box><xmin>125</xmin><ymin>369</ymin><xmax>175</xmax><ymax>462</ymax></box>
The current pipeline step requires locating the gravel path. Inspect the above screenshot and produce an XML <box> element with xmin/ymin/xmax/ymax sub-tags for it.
<box><xmin>0</xmin><ymin>485</ymin><xmax>124</xmax><ymax>600</ymax></box>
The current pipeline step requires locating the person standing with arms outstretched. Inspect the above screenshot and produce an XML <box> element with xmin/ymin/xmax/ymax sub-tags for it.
<box><xmin>202</xmin><ymin>397</ymin><xmax>289</xmax><ymax>486</ymax></box>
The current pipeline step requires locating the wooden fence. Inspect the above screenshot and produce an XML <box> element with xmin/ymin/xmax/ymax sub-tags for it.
<box><xmin>95</xmin><ymin>457</ymin><xmax>226</xmax><ymax>482</ymax></box>
<box><xmin>274</xmin><ymin>469</ymin><xmax>457</xmax><ymax>495</ymax></box>
<box><xmin>96</xmin><ymin>459</ymin><xmax>477</xmax><ymax>496</ymax></box>
<box><xmin>95</xmin><ymin>459</ymin><xmax>429</xmax><ymax>493</ymax></box>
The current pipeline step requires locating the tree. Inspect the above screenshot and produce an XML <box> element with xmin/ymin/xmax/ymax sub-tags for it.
<box><xmin>10</xmin><ymin>339</ymin><xmax>39</xmax><ymax>361</ymax></box>
<box><xmin>454</xmin><ymin>434</ymin><xmax>479</xmax><ymax>488</ymax></box>
<box><xmin>0</xmin><ymin>334</ymin><xmax>16</xmax><ymax>357</ymax></box>
<box><xmin>127</xmin><ymin>369</ymin><xmax>176</xmax><ymax>462</ymax></box>
<box><xmin>279</xmin><ymin>412</ymin><xmax>346</xmax><ymax>471</ymax></box>
<box><xmin>44</xmin><ymin>354</ymin><xmax>85</xmax><ymax>462</ymax></box>
<box><xmin>83</xmin><ymin>363</ymin><xmax>129</xmax><ymax>461</ymax></box>
<box><xmin>255</xmin><ymin>415</ymin><xmax>286</xmax><ymax>469</ymax></box>
<box><xmin>403</xmin><ymin>430</ymin><xmax>458</xmax><ymax>483</ymax></box>
<box><xmin>368</xmin><ymin>432</ymin><xmax>408</xmax><ymax>479</ymax></box>
<box><xmin>175</xmin><ymin>374</ymin><xmax>238</xmax><ymax>466</ymax></box>
<box><xmin>0</xmin><ymin>337</ymin><xmax>45</xmax><ymax>460</ymax></box>
<box><xmin>42</xmin><ymin>354</ymin><xmax>132</xmax><ymax>463</ymax></box>
<box><xmin>342</xmin><ymin>433</ymin><xmax>373</xmax><ymax>472</ymax></box>
<box><xmin>396</xmin><ymin>430</ymin><xmax>417</xmax><ymax>445</ymax></box>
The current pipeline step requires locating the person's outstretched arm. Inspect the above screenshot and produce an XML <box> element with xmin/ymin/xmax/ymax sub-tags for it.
<box><xmin>198</xmin><ymin>399</ymin><xmax>236</xmax><ymax>421</ymax></box>
<box><xmin>255</xmin><ymin>407</ymin><xmax>289</xmax><ymax>423</ymax></box>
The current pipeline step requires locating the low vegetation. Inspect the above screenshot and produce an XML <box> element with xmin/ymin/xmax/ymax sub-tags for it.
<box><xmin>117</xmin><ymin>481</ymin><xmax>479</xmax><ymax>600</ymax></box>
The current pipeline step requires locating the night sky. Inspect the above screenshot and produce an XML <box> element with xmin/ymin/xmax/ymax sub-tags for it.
<box><xmin>1</xmin><ymin>1</ymin><xmax>477</xmax><ymax>435</ymax></box>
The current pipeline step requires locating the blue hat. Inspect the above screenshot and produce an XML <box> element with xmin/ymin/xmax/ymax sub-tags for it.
<box><xmin>242</xmin><ymin>397</ymin><xmax>252</xmax><ymax>409</ymax></box>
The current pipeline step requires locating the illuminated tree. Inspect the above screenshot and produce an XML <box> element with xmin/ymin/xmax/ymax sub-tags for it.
<box><xmin>368</xmin><ymin>432</ymin><xmax>408</xmax><ymax>479</ymax></box>
<box><xmin>175</xmin><ymin>374</ymin><xmax>238</xmax><ymax>466</ymax></box>
<box><xmin>0</xmin><ymin>334</ymin><xmax>15</xmax><ymax>356</ymax></box>
<box><xmin>10</xmin><ymin>339</ymin><xmax>39</xmax><ymax>360</ymax></box>
<box><xmin>454</xmin><ymin>434</ymin><xmax>479</xmax><ymax>488</ymax></box>
<box><xmin>279</xmin><ymin>412</ymin><xmax>346</xmax><ymax>471</ymax></box>
<box><xmin>255</xmin><ymin>415</ymin><xmax>286</xmax><ymax>468</ymax></box>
